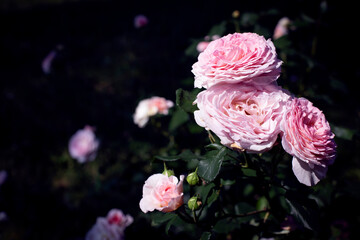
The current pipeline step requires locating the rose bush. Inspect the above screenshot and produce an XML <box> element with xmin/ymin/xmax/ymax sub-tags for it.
<box><xmin>192</xmin><ymin>32</ymin><xmax>282</xmax><ymax>89</ymax></box>
<box><xmin>280</xmin><ymin>97</ymin><xmax>337</xmax><ymax>186</ymax></box>
<box><xmin>194</xmin><ymin>83</ymin><xmax>291</xmax><ymax>153</ymax></box>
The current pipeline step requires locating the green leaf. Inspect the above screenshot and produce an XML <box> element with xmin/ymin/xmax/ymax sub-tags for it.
<box><xmin>196</xmin><ymin>182</ymin><xmax>216</xmax><ymax>203</ymax></box>
<box><xmin>198</xmin><ymin>147</ymin><xmax>226</xmax><ymax>182</ymax></box>
<box><xmin>200</xmin><ymin>232</ymin><xmax>212</xmax><ymax>240</ymax></box>
<box><xmin>285</xmin><ymin>193</ymin><xmax>319</xmax><ymax>230</ymax></box>
<box><xmin>331</xmin><ymin>125</ymin><xmax>356</xmax><ymax>141</ymax></box>
<box><xmin>169</xmin><ymin>108</ymin><xmax>189</xmax><ymax>132</ymax></box>
<box><xmin>151</xmin><ymin>212</ymin><xmax>177</xmax><ymax>226</ymax></box>
<box><xmin>241</xmin><ymin>168</ymin><xmax>257</xmax><ymax>177</ymax></box>
<box><xmin>176</xmin><ymin>88</ymin><xmax>200</xmax><ymax>113</ymax></box>
<box><xmin>213</xmin><ymin>218</ymin><xmax>241</xmax><ymax>234</ymax></box>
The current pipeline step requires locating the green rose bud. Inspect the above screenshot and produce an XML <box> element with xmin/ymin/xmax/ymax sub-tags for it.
<box><xmin>186</xmin><ymin>168</ymin><xmax>199</xmax><ymax>186</ymax></box>
<box><xmin>162</xmin><ymin>163</ymin><xmax>175</xmax><ymax>177</ymax></box>
<box><xmin>186</xmin><ymin>172</ymin><xmax>199</xmax><ymax>186</ymax></box>
<box><xmin>188</xmin><ymin>196</ymin><xmax>201</xmax><ymax>211</ymax></box>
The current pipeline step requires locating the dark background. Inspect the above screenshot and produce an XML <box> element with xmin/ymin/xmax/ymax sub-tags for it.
<box><xmin>0</xmin><ymin>0</ymin><xmax>359</xmax><ymax>239</ymax></box>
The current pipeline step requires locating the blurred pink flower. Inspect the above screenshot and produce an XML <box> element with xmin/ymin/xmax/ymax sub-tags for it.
<box><xmin>139</xmin><ymin>173</ymin><xmax>184</xmax><ymax>213</ymax></box>
<box><xmin>192</xmin><ymin>32</ymin><xmax>282</xmax><ymax>89</ymax></box>
<box><xmin>41</xmin><ymin>44</ymin><xmax>63</xmax><ymax>74</ymax></box>
<box><xmin>197</xmin><ymin>35</ymin><xmax>221</xmax><ymax>53</ymax></box>
<box><xmin>273</xmin><ymin>17</ymin><xmax>291</xmax><ymax>40</ymax></box>
<box><xmin>133</xmin><ymin>96</ymin><xmax>174</xmax><ymax>128</ymax></box>
<box><xmin>280</xmin><ymin>97</ymin><xmax>336</xmax><ymax>186</ymax></box>
<box><xmin>134</xmin><ymin>14</ymin><xmax>148</xmax><ymax>28</ymax></box>
<box><xmin>194</xmin><ymin>83</ymin><xmax>290</xmax><ymax>153</ymax></box>
<box><xmin>0</xmin><ymin>170</ymin><xmax>7</xmax><ymax>186</ymax></box>
<box><xmin>86</xmin><ymin>209</ymin><xmax>133</xmax><ymax>240</ymax></box>
<box><xmin>68</xmin><ymin>126</ymin><xmax>99</xmax><ymax>163</ymax></box>
<box><xmin>196</xmin><ymin>41</ymin><xmax>210</xmax><ymax>53</ymax></box>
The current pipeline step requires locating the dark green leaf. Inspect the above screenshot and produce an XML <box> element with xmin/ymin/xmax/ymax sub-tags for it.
<box><xmin>198</xmin><ymin>147</ymin><xmax>226</xmax><ymax>182</ymax></box>
<box><xmin>213</xmin><ymin>218</ymin><xmax>241</xmax><ymax>234</ymax></box>
<box><xmin>200</xmin><ymin>232</ymin><xmax>212</xmax><ymax>240</ymax></box>
<box><xmin>207</xmin><ymin>21</ymin><xmax>227</xmax><ymax>36</ymax></box>
<box><xmin>196</xmin><ymin>182</ymin><xmax>216</xmax><ymax>203</ymax></box>
<box><xmin>331</xmin><ymin>125</ymin><xmax>356</xmax><ymax>141</ymax></box>
<box><xmin>151</xmin><ymin>212</ymin><xmax>177</xmax><ymax>226</ymax></box>
<box><xmin>176</xmin><ymin>88</ymin><xmax>200</xmax><ymax>113</ymax></box>
<box><xmin>241</xmin><ymin>168</ymin><xmax>257</xmax><ymax>177</ymax></box>
<box><xmin>169</xmin><ymin>108</ymin><xmax>189</xmax><ymax>132</ymax></box>
<box><xmin>285</xmin><ymin>194</ymin><xmax>319</xmax><ymax>230</ymax></box>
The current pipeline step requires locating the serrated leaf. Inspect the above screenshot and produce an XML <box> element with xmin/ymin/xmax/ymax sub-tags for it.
<box><xmin>176</xmin><ymin>88</ymin><xmax>200</xmax><ymax>113</ymax></box>
<box><xmin>198</xmin><ymin>147</ymin><xmax>226</xmax><ymax>182</ymax></box>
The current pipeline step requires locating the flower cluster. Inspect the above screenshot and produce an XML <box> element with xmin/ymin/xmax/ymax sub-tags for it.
<box><xmin>192</xmin><ymin>32</ymin><xmax>336</xmax><ymax>186</ymax></box>
<box><xmin>86</xmin><ymin>209</ymin><xmax>133</xmax><ymax>240</ymax></box>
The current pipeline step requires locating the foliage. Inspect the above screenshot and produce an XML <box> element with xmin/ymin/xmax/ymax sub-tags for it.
<box><xmin>0</xmin><ymin>1</ymin><xmax>359</xmax><ymax>240</ymax></box>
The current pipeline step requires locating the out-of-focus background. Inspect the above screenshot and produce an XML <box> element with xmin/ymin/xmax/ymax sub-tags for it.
<box><xmin>0</xmin><ymin>0</ymin><xmax>359</xmax><ymax>239</ymax></box>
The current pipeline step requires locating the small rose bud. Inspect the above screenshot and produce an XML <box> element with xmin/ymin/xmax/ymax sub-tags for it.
<box><xmin>188</xmin><ymin>196</ymin><xmax>201</xmax><ymax>211</ymax></box>
<box><xmin>186</xmin><ymin>169</ymin><xmax>199</xmax><ymax>186</ymax></box>
<box><xmin>162</xmin><ymin>163</ymin><xmax>175</xmax><ymax>177</ymax></box>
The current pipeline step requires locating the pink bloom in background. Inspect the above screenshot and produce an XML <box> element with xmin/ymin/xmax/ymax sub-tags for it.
<box><xmin>192</xmin><ymin>32</ymin><xmax>282</xmax><ymax>89</ymax></box>
<box><xmin>194</xmin><ymin>83</ymin><xmax>290</xmax><ymax>153</ymax></box>
<box><xmin>280</xmin><ymin>97</ymin><xmax>336</xmax><ymax>186</ymax></box>
<box><xmin>68</xmin><ymin>126</ymin><xmax>99</xmax><ymax>163</ymax></box>
<box><xmin>140</xmin><ymin>173</ymin><xmax>184</xmax><ymax>213</ymax></box>
<box><xmin>273</xmin><ymin>17</ymin><xmax>291</xmax><ymax>40</ymax></box>
<box><xmin>0</xmin><ymin>170</ymin><xmax>7</xmax><ymax>186</ymax></box>
<box><xmin>196</xmin><ymin>41</ymin><xmax>210</xmax><ymax>53</ymax></box>
<box><xmin>41</xmin><ymin>44</ymin><xmax>63</xmax><ymax>74</ymax></box>
<box><xmin>196</xmin><ymin>35</ymin><xmax>221</xmax><ymax>52</ymax></box>
<box><xmin>133</xmin><ymin>96</ymin><xmax>174</xmax><ymax>128</ymax></box>
<box><xmin>86</xmin><ymin>209</ymin><xmax>133</xmax><ymax>240</ymax></box>
<box><xmin>134</xmin><ymin>14</ymin><xmax>148</xmax><ymax>28</ymax></box>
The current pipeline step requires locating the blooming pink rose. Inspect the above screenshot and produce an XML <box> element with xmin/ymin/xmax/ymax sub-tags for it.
<box><xmin>68</xmin><ymin>126</ymin><xmax>99</xmax><ymax>163</ymax></box>
<box><xmin>86</xmin><ymin>209</ymin><xmax>133</xmax><ymax>240</ymax></box>
<box><xmin>194</xmin><ymin>83</ymin><xmax>290</xmax><ymax>153</ymax></box>
<box><xmin>139</xmin><ymin>173</ymin><xmax>184</xmax><ymax>213</ymax></box>
<box><xmin>133</xmin><ymin>96</ymin><xmax>174</xmax><ymax>128</ymax></box>
<box><xmin>134</xmin><ymin>14</ymin><xmax>148</xmax><ymax>28</ymax></box>
<box><xmin>192</xmin><ymin>32</ymin><xmax>282</xmax><ymax>89</ymax></box>
<box><xmin>273</xmin><ymin>17</ymin><xmax>291</xmax><ymax>40</ymax></box>
<box><xmin>280</xmin><ymin>97</ymin><xmax>336</xmax><ymax>186</ymax></box>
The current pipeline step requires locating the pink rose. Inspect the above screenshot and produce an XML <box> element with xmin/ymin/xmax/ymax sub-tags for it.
<box><xmin>139</xmin><ymin>173</ymin><xmax>184</xmax><ymax>213</ymax></box>
<box><xmin>273</xmin><ymin>17</ymin><xmax>291</xmax><ymax>40</ymax></box>
<box><xmin>133</xmin><ymin>96</ymin><xmax>174</xmax><ymax>128</ymax></box>
<box><xmin>194</xmin><ymin>83</ymin><xmax>290</xmax><ymax>153</ymax></box>
<box><xmin>192</xmin><ymin>32</ymin><xmax>282</xmax><ymax>89</ymax></box>
<box><xmin>106</xmin><ymin>209</ymin><xmax>134</xmax><ymax>229</ymax></box>
<box><xmin>280</xmin><ymin>97</ymin><xmax>336</xmax><ymax>186</ymax></box>
<box><xmin>196</xmin><ymin>41</ymin><xmax>210</xmax><ymax>52</ymax></box>
<box><xmin>68</xmin><ymin>126</ymin><xmax>99</xmax><ymax>163</ymax></box>
<box><xmin>134</xmin><ymin>14</ymin><xmax>148</xmax><ymax>28</ymax></box>
<box><xmin>86</xmin><ymin>209</ymin><xmax>133</xmax><ymax>240</ymax></box>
